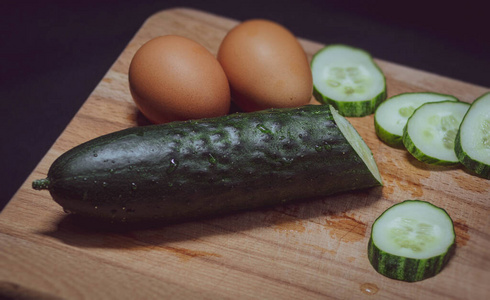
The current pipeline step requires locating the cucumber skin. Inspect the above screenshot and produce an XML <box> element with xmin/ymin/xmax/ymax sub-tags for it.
<box><xmin>402</xmin><ymin>130</ymin><xmax>458</xmax><ymax>166</ymax></box>
<box><xmin>374</xmin><ymin>119</ymin><xmax>404</xmax><ymax>149</ymax></box>
<box><xmin>313</xmin><ymin>86</ymin><xmax>387</xmax><ymax>117</ymax></box>
<box><xmin>33</xmin><ymin>105</ymin><xmax>382</xmax><ymax>224</ymax></box>
<box><xmin>455</xmin><ymin>134</ymin><xmax>490</xmax><ymax>179</ymax></box>
<box><xmin>368</xmin><ymin>238</ymin><xmax>454</xmax><ymax>282</ymax></box>
<box><xmin>368</xmin><ymin>200</ymin><xmax>456</xmax><ymax>282</ymax></box>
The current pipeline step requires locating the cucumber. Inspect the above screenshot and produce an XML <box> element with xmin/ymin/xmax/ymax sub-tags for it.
<box><xmin>455</xmin><ymin>92</ymin><xmax>490</xmax><ymax>179</ymax></box>
<box><xmin>32</xmin><ymin>105</ymin><xmax>382</xmax><ymax>224</ymax></box>
<box><xmin>368</xmin><ymin>200</ymin><xmax>455</xmax><ymax>282</ymax></box>
<box><xmin>311</xmin><ymin>44</ymin><xmax>387</xmax><ymax>117</ymax></box>
<box><xmin>402</xmin><ymin>100</ymin><xmax>470</xmax><ymax>165</ymax></box>
<box><xmin>375</xmin><ymin>92</ymin><xmax>459</xmax><ymax>147</ymax></box>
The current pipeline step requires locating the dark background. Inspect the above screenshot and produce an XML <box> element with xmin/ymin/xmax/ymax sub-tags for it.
<box><xmin>2</xmin><ymin>0</ymin><xmax>489</xmax><ymax>210</ymax></box>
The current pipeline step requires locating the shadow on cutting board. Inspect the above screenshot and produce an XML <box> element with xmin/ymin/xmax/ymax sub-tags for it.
<box><xmin>40</xmin><ymin>187</ymin><xmax>383</xmax><ymax>249</ymax></box>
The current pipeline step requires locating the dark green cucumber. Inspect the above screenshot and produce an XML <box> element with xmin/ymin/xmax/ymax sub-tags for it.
<box><xmin>368</xmin><ymin>200</ymin><xmax>455</xmax><ymax>282</ymax></box>
<box><xmin>32</xmin><ymin>105</ymin><xmax>382</xmax><ymax>224</ymax></box>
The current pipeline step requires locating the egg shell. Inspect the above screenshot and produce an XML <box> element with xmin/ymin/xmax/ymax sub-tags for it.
<box><xmin>128</xmin><ymin>35</ymin><xmax>230</xmax><ymax>123</ymax></box>
<box><xmin>217</xmin><ymin>19</ymin><xmax>313</xmax><ymax>112</ymax></box>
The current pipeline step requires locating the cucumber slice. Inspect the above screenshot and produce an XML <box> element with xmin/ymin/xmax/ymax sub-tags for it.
<box><xmin>368</xmin><ymin>200</ymin><xmax>455</xmax><ymax>282</ymax></box>
<box><xmin>375</xmin><ymin>92</ymin><xmax>459</xmax><ymax>147</ymax></box>
<box><xmin>311</xmin><ymin>44</ymin><xmax>386</xmax><ymax>117</ymax></box>
<box><xmin>403</xmin><ymin>100</ymin><xmax>470</xmax><ymax>165</ymax></box>
<box><xmin>455</xmin><ymin>92</ymin><xmax>490</xmax><ymax>179</ymax></box>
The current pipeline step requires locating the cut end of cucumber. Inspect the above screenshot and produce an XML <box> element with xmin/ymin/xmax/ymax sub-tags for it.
<box><xmin>330</xmin><ymin>105</ymin><xmax>383</xmax><ymax>185</ymax></box>
<box><xmin>368</xmin><ymin>200</ymin><xmax>455</xmax><ymax>282</ymax></box>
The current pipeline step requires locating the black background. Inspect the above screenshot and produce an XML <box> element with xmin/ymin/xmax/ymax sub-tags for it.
<box><xmin>2</xmin><ymin>0</ymin><xmax>489</xmax><ymax>210</ymax></box>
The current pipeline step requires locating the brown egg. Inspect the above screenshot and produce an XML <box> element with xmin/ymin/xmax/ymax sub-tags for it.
<box><xmin>128</xmin><ymin>35</ymin><xmax>230</xmax><ymax>123</ymax></box>
<box><xmin>217</xmin><ymin>19</ymin><xmax>313</xmax><ymax>112</ymax></box>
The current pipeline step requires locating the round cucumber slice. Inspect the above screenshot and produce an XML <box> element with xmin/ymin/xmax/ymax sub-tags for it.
<box><xmin>375</xmin><ymin>92</ymin><xmax>459</xmax><ymax>147</ymax></box>
<box><xmin>455</xmin><ymin>92</ymin><xmax>490</xmax><ymax>179</ymax></box>
<box><xmin>402</xmin><ymin>100</ymin><xmax>470</xmax><ymax>165</ymax></box>
<box><xmin>368</xmin><ymin>200</ymin><xmax>455</xmax><ymax>282</ymax></box>
<box><xmin>311</xmin><ymin>44</ymin><xmax>386</xmax><ymax>117</ymax></box>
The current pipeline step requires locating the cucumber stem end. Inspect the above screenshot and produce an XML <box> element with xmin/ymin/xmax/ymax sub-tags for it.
<box><xmin>32</xmin><ymin>178</ymin><xmax>50</xmax><ymax>190</ymax></box>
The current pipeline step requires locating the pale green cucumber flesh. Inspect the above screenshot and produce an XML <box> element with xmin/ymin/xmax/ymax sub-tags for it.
<box><xmin>311</xmin><ymin>44</ymin><xmax>386</xmax><ymax>117</ymax></box>
<box><xmin>455</xmin><ymin>92</ymin><xmax>490</xmax><ymax>179</ymax></box>
<box><xmin>402</xmin><ymin>101</ymin><xmax>470</xmax><ymax>165</ymax></box>
<box><xmin>368</xmin><ymin>200</ymin><xmax>455</xmax><ymax>282</ymax></box>
<box><xmin>330</xmin><ymin>105</ymin><xmax>382</xmax><ymax>184</ymax></box>
<box><xmin>375</xmin><ymin>92</ymin><xmax>459</xmax><ymax>147</ymax></box>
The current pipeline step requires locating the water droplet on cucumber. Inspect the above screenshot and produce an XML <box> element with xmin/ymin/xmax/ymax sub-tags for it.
<box><xmin>166</xmin><ymin>158</ymin><xmax>179</xmax><ymax>174</ymax></box>
<box><xmin>256</xmin><ymin>124</ymin><xmax>272</xmax><ymax>134</ymax></box>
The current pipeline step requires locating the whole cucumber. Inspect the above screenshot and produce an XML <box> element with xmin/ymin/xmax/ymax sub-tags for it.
<box><xmin>33</xmin><ymin>105</ymin><xmax>382</xmax><ymax>224</ymax></box>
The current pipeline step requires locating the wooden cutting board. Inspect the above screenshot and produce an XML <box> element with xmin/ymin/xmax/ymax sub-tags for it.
<box><xmin>1</xmin><ymin>8</ymin><xmax>489</xmax><ymax>300</ymax></box>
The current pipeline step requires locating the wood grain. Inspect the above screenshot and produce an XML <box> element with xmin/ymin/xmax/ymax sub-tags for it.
<box><xmin>1</xmin><ymin>8</ymin><xmax>489</xmax><ymax>300</ymax></box>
